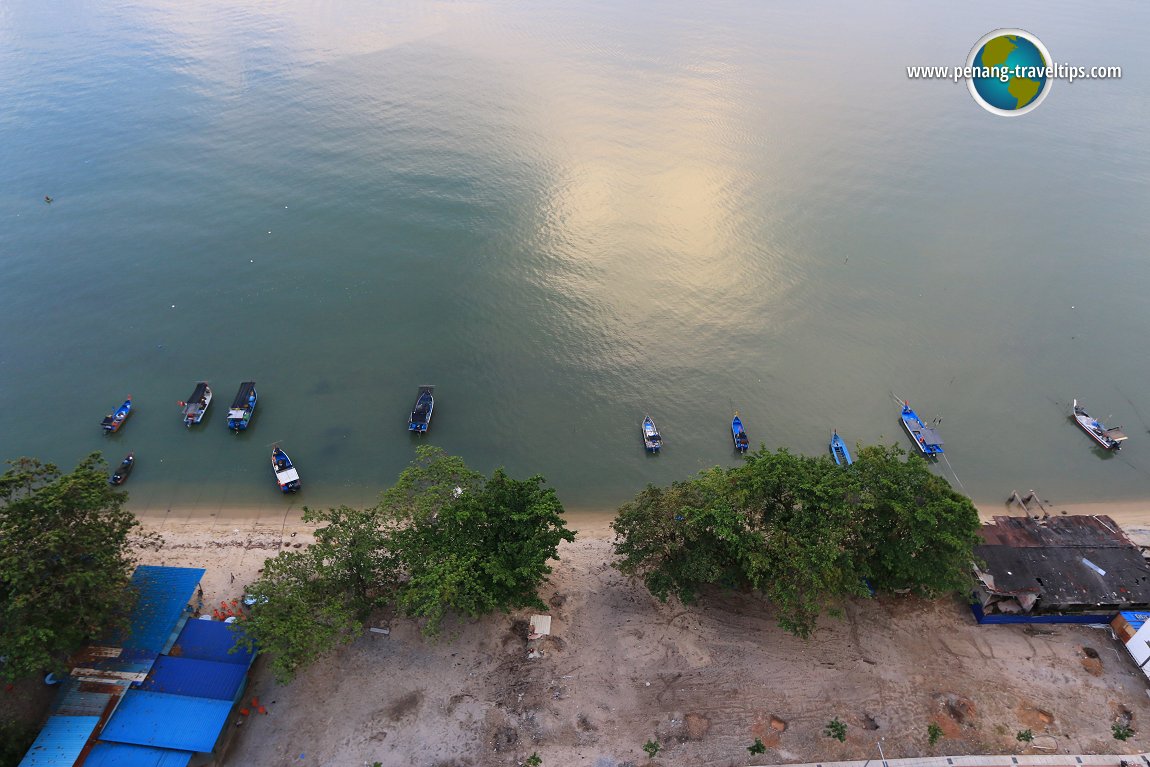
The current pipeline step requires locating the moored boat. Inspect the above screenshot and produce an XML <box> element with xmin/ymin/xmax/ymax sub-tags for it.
<box><xmin>109</xmin><ymin>453</ymin><xmax>134</xmax><ymax>486</ymax></box>
<box><xmin>642</xmin><ymin>415</ymin><xmax>662</xmax><ymax>452</ymax></box>
<box><xmin>408</xmin><ymin>386</ymin><xmax>435</xmax><ymax>433</ymax></box>
<box><xmin>731</xmin><ymin>412</ymin><xmax>750</xmax><ymax>452</ymax></box>
<box><xmin>899</xmin><ymin>401</ymin><xmax>943</xmax><ymax>456</ymax></box>
<box><xmin>830</xmin><ymin>430</ymin><xmax>853</xmax><ymax>466</ymax></box>
<box><xmin>101</xmin><ymin>397</ymin><xmax>132</xmax><ymax>432</ymax></box>
<box><xmin>227</xmin><ymin>382</ymin><xmax>257</xmax><ymax>431</ymax></box>
<box><xmin>1072</xmin><ymin>399</ymin><xmax>1127</xmax><ymax>451</ymax></box>
<box><xmin>179</xmin><ymin>382</ymin><xmax>212</xmax><ymax>427</ymax></box>
<box><xmin>271</xmin><ymin>446</ymin><xmax>301</xmax><ymax>493</ymax></box>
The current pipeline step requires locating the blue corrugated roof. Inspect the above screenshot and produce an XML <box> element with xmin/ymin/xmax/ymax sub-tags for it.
<box><xmin>139</xmin><ymin>656</ymin><xmax>247</xmax><ymax>701</ymax></box>
<box><xmin>99</xmin><ymin>691</ymin><xmax>231</xmax><ymax>753</ymax></box>
<box><xmin>18</xmin><ymin>715</ymin><xmax>99</xmax><ymax>767</ymax></box>
<box><xmin>85</xmin><ymin>742</ymin><xmax>193</xmax><ymax>767</ymax></box>
<box><xmin>111</xmin><ymin>566</ymin><xmax>205</xmax><ymax>653</ymax></box>
<box><xmin>1122</xmin><ymin>610</ymin><xmax>1150</xmax><ymax>631</ymax></box>
<box><xmin>171</xmin><ymin>618</ymin><xmax>256</xmax><ymax>666</ymax></box>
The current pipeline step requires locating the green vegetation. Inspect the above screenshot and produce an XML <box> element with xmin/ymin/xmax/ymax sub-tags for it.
<box><xmin>824</xmin><ymin>717</ymin><xmax>847</xmax><ymax>742</ymax></box>
<box><xmin>747</xmin><ymin>737</ymin><xmax>767</xmax><ymax>754</ymax></box>
<box><xmin>642</xmin><ymin>739</ymin><xmax>661</xmax><ymax>757</ymax></box>
<box><xmin>238</xmin><ymin>447</ymin><xmax>574</xmax><ymax>682</ymax></box>
<box><xmin>612</xmin><ymin>445</ymin><xmax>980</xmax><ymax>637</ymax></box>
<box><xmin>525</xmin><ymin>753</ymin><xmax>542</xmax><ymax>767</ymax></box>
<box><xmin>0</xmin><ymin>455</ymin><xmax>155</xmax><ymax>681</ymax></box>
<box><xmin>927</xmin><ymin>722</ymin><xmax>943</xmax><ymax>745</ymax></box>
<box><xmin>1016</xmin><ymin>728</ymin><xmax>1034</xmax><ymax>743</ymax></box>
<box><xmin>0</xmin><ymin>719</ymin><xmax>38</xmax><ymax>767</ymax></box>
<box><xmin>1112</xmin><ymin>722</ymin><xmax>1134</xmax><ymax>741</ymax></box>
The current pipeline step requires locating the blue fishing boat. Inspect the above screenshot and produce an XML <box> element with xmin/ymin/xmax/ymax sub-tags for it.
<box><xmin>109</xmin><ymin>453</ymin><xmax>134</xmax><ymax>486</ymax></box>
<box><xmin>227</xmin><ymin>381</ymin><xmax>257</xmax><ymax>431</ymax></box>
<box><xmin>101</xmin><ymin>397</ymin><xmax>132</xmax><ymax>432</ymax></box>
<box><xmin>899</xmin><ymin>401</ymin><xmax>943</xmax><ymax>456</ymax></box>
<box><xmin>642</xmin><ymin>415</ymin><xmax>662</xmax><ymax>452</ymax></box>
<box><xmin>829</xmin><ymin>430</ymin><xmax>853</xmax><ymax>466</ymax></box>
<box><xmin>271</xmin><ymin>446</ymin><xmax>301</xmax><ymax>493</ymax></box>
<box><xmin>408</xmin><ymin>386</ymin><xmax>435</xmax><ymax>433</ymax></box>
<box><xmin>731</xmin><ymin>411</ymin><xmax>750</xmax><ymax>452</ymax></box>
<box><xmin>1072</xmin><ymin>399</ymin><xmax>1127</xmax><ymax>451</ymax></box>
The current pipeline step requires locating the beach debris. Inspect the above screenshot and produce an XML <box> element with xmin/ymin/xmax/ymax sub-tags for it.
<box><xmin>526</xmin><ymin>614</ymin><xmax>552</xmax><ymax>659</ymax></box>
<box><xmin>369</xmin><ymin>626</ymin><xmax>390</xmax><ymax>635</ymax></box>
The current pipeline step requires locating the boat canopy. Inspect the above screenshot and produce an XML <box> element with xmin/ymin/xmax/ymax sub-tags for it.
<box><xmin>227</xmin><ymin>408</ymin><xmax>247</xmax><ymax>420</ymax></box>
<box><xmin>917</xmin><ymin>426</ymin><xmax>944</xmax><ymax>445</ymax></box>
<box><xmin>276</xmin><ymin>468</ymin><xmax>300</xmax><ymax>483</ymax></box>
<box><xmin>1105</xmin><ymin>428</ymin><xmax>1129</xmax><ymax>442</ymax></box>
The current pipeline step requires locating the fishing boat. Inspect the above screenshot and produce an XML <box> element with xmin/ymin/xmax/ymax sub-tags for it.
<box><xmin>408</xmin><ymin>386</ymin><xmax>435</xmax><ymax>433</ymax></box>
<box><xmin>1072</xmin><ymin>399</ymin><xmax>1127</xmax><ymax>451</ymax></box>
<box><xmin>731</xmin><ymin>412</ymin><xmax>750</xmax><ymax>452</ymax></box>
<box><xmin>227</xmin><ymin>381</ymin><xmax>258</xmax><ymax>431</ymax></box>
<box><xmin>899</xmin><ymin>401</ymin><xmax>944</xmax><ymax>456</ymax></box>
<box><xmin>108</xmin><ymin>455</ymin><xmax>133</xmax><ymax>485</ymax></box>
<box><xmin>101</xmin><ymin>397</ymin><xmax>132</xmax><ymax>432</ymax></box>
<box><xmin>830</xmin><ymin>431</ymin><xmax>853</xmax><ymax>466</ymax></box>
<box><xmin>109</xmin><ymin>453</ymin><xmax>134</xmax><ymax>486</ymax></box>
<box><xmin>642</xmin><ymin>415</ymin><xmax>662</xmax><ymax>452</ymax></box>
<box><xmin>179</xmin><ymin>382</ymin><xmax>212</xmax><ymax>427</ymax></box>
<box><xmin>271</xmin><ymin>446</ymin><xmax>301</xmax><ymax>493</ymax></box>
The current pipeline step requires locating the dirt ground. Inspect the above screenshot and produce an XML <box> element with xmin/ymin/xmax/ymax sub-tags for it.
<box><xmin>131</xmin><ymin>510</ymin><xmax>1150</xmax><ymax>767</ymax></box>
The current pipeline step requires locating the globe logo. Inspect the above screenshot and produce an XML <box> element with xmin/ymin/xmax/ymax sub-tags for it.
<box><xmin>967</xmin><ymin>29</ymin><xmax>1052</xmax><ymax>116</ymax></box>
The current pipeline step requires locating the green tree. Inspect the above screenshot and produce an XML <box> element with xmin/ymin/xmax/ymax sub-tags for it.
<box><xmin>851</xmin><ymin>445</ymin><xmax>980</xmax><ymax>594</ymax></box>
<box><xmin>381</xmin><ymin>448</ymin><xmax>575</xmax><ymax>635</ymax></box>
<box><xmin>238</xmin><ymin>449</ymin><xmax>574</xmax><ymax>679</ymax></box>
<box><xmin>236</xmin><ymin>505</ymin><xmax>392</xmax><ymax>683</ymax></box>
<box><xmin>0</xmin><ymin>455</ymin><xmax>152</xmax><ymax>681</ymax></box>
<box><xmin>612</xmin><ymin>445</ymin><xmax>980</xmax><ymax>638</ymax></box>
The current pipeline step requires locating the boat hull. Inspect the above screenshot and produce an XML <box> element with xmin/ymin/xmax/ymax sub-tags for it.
<box><xmin>830</xmin><ymin>433</ymin><xmax>852</xmax><ymax>466</ymax></box>
<box><xmin>1072</xmin><ymin>400</ymin><xmax>1125</xmax><ymax>451</ymax></box>
<box><xmin>109</xmin><ymin>454</ymin><xmax>134</xmax><ymax>485</ymax></box>
<box><xmin>182</xmin><ymin>382</ymin><xmax>212</xmax><ymax>427</ymax></box>
<box><xmin>408</xmin><ymin>387</ymin><xmax>435</xmax><ymax>433</ymax></box>
<box><xmin>642</xmin><ymin>416</ymin><xmax>662</xmax><ymax>452</ymax></box>
<box><xmin>272</xmin><ymin>448</ymin><xmax>301</xmax><ymax>493</ymax></box>
<box><xmin>731</xmin><ymin>416</ymin><xmax>749</xmax><ymax>452</ymax></box>
<box><xmin>227</xmin><ymin>382</ymin><xmax>257</xmax><ymax>431</ymax></box>
<box><xmin>101</xmin><ymin>399</ymin><xmax>132</xmax><ymax>433</ymax></box>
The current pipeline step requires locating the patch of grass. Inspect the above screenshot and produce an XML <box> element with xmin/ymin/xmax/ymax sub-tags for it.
<box><xmin>748</xmin><ymin>737</ymin><xmax>766</xmax><ymax>755</ymax></box>
<box><xmin>928</xmin><ymin>722</ymin><xmax>943</xmax><ymax>746</ymax></box>
<box><xmin>1016</xmin><ymin>729</ymin><xmax>1034</xmax><ymax>743</ymax></box>
<box><xmin>1113</xmin><ymin>723</ymin><xmax>1134</xmax><ymax>741</ymax></box>
<box><xmin>642</xmin><ymin>739</ymin><xmax>661</xmax><ymax>758</ymax></box>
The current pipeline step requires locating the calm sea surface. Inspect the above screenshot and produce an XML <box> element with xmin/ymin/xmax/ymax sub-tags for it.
<box><xmin>2</xmin><ymin>1</ymin><xmax>1148</xmax><ymax>516</ymax></box>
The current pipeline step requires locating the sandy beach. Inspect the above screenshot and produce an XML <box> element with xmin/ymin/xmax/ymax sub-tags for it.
<box><xmin>121</xmin><ymin>498</ymin><xmax>1150</xmax><ymax>766</ymax></box>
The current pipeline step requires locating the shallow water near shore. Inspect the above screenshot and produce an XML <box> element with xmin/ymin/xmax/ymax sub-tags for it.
<box><xmin>2</xmin><ymin>1</ymin><xmax>1149</xmax><ymax>513</ymax></box>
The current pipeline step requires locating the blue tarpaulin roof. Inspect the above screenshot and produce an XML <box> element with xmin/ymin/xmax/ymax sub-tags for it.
<box><xmin>85</xmin><ymin>743</ymin><xmax>193</xmax><ymax>767</ymax></box>
<box><xmin>170</xmin><ymin>618</ymin><xmax>255</xmax><ymax>665</ymax></box>
<box><xmin>18</xmin><ymin>715</ymin><xmax>99</xmax><ymax>767</ymax></box>
<box><xmin>99</xmin><ymin>691</ymin><xmax>231</xmax><ymax>752</ymax></box>
<box><xmin>110</xmin><ymin>566</ymin><xmax>204</xmax><ymax>653</ymax></box>
<box><xmin>138</xmin><ymin>656</ymin><xmax>247</xmax><ymax>701</ymax></box>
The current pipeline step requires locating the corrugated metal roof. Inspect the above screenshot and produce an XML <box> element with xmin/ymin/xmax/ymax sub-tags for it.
<box><xmin>84</xmin><ymin>743</ymin><xmax>192</xmax><ymax>767</ymax></box>
<box><xmin>99</xmin><ymin>691</ymin><xmax>231</xmax><ymax>753</ymax></box>
<box><xmin>138</xmin><ymin>657</ymin><xmax>247</xmax><ymax>701</ymax></box>
<box><xmin>18</xmin><ymin>715</ymin><xmax>99</xmax><ymax>767</ymax></box>
<box><xmin>71</xmin><ymin>647</ymin><xmax>157</xmax><ymax>685</ymax></box>
<box><xmin>169</xmin><ymin>619</ymin><xmax>255</xmax><ymax>666</ymax></box>
<box><xmin>110</xmin><ymin>567</ymin><xmax>205</xmax><ymax>653</ymax></box>
<box><xmin>1122</xmin><ymin>610</ymin><xmax>1150</xmax><ymax>631</ymax></box>
<box><xmin>53</xmin><ymin>678</ymin><xmax>125</xmax><ymax>718</ymax></box>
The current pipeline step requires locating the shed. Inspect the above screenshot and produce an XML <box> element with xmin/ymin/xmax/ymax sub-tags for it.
<box><xmin>107</xmin><ymin>566</ymin><xmax>205</xmax><ymax>653</ymax></box>
<box><xmin>83</xmin><ymin>743</ymin><xmax>192</xmax><ymax>767</ymax></box>
<box><xmin>974</xmin><ymin>515</ymin><xmax>1150</xmax><ymax>615</ymax></box>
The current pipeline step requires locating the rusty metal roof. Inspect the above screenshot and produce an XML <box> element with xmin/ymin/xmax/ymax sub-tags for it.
<box><xmin>975</xmin><ymin>515</ymin><xmax>1150</xmax><ymax>609</ymax></box>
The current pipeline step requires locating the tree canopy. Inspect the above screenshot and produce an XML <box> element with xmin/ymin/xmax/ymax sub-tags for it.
<box><xmin>238</xmin><ymin>447</ymin><xmax>574</xmax><ymax>682</ymax></box>
<box><xmin>612</xmin><ymin>444</ymin><xmax>980</xmax><ymax>637</ymax></box>
<box><xmin>0</xmin><ymin>454</ymin><xmax>150</xmax><ymax>680</ymax></box>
